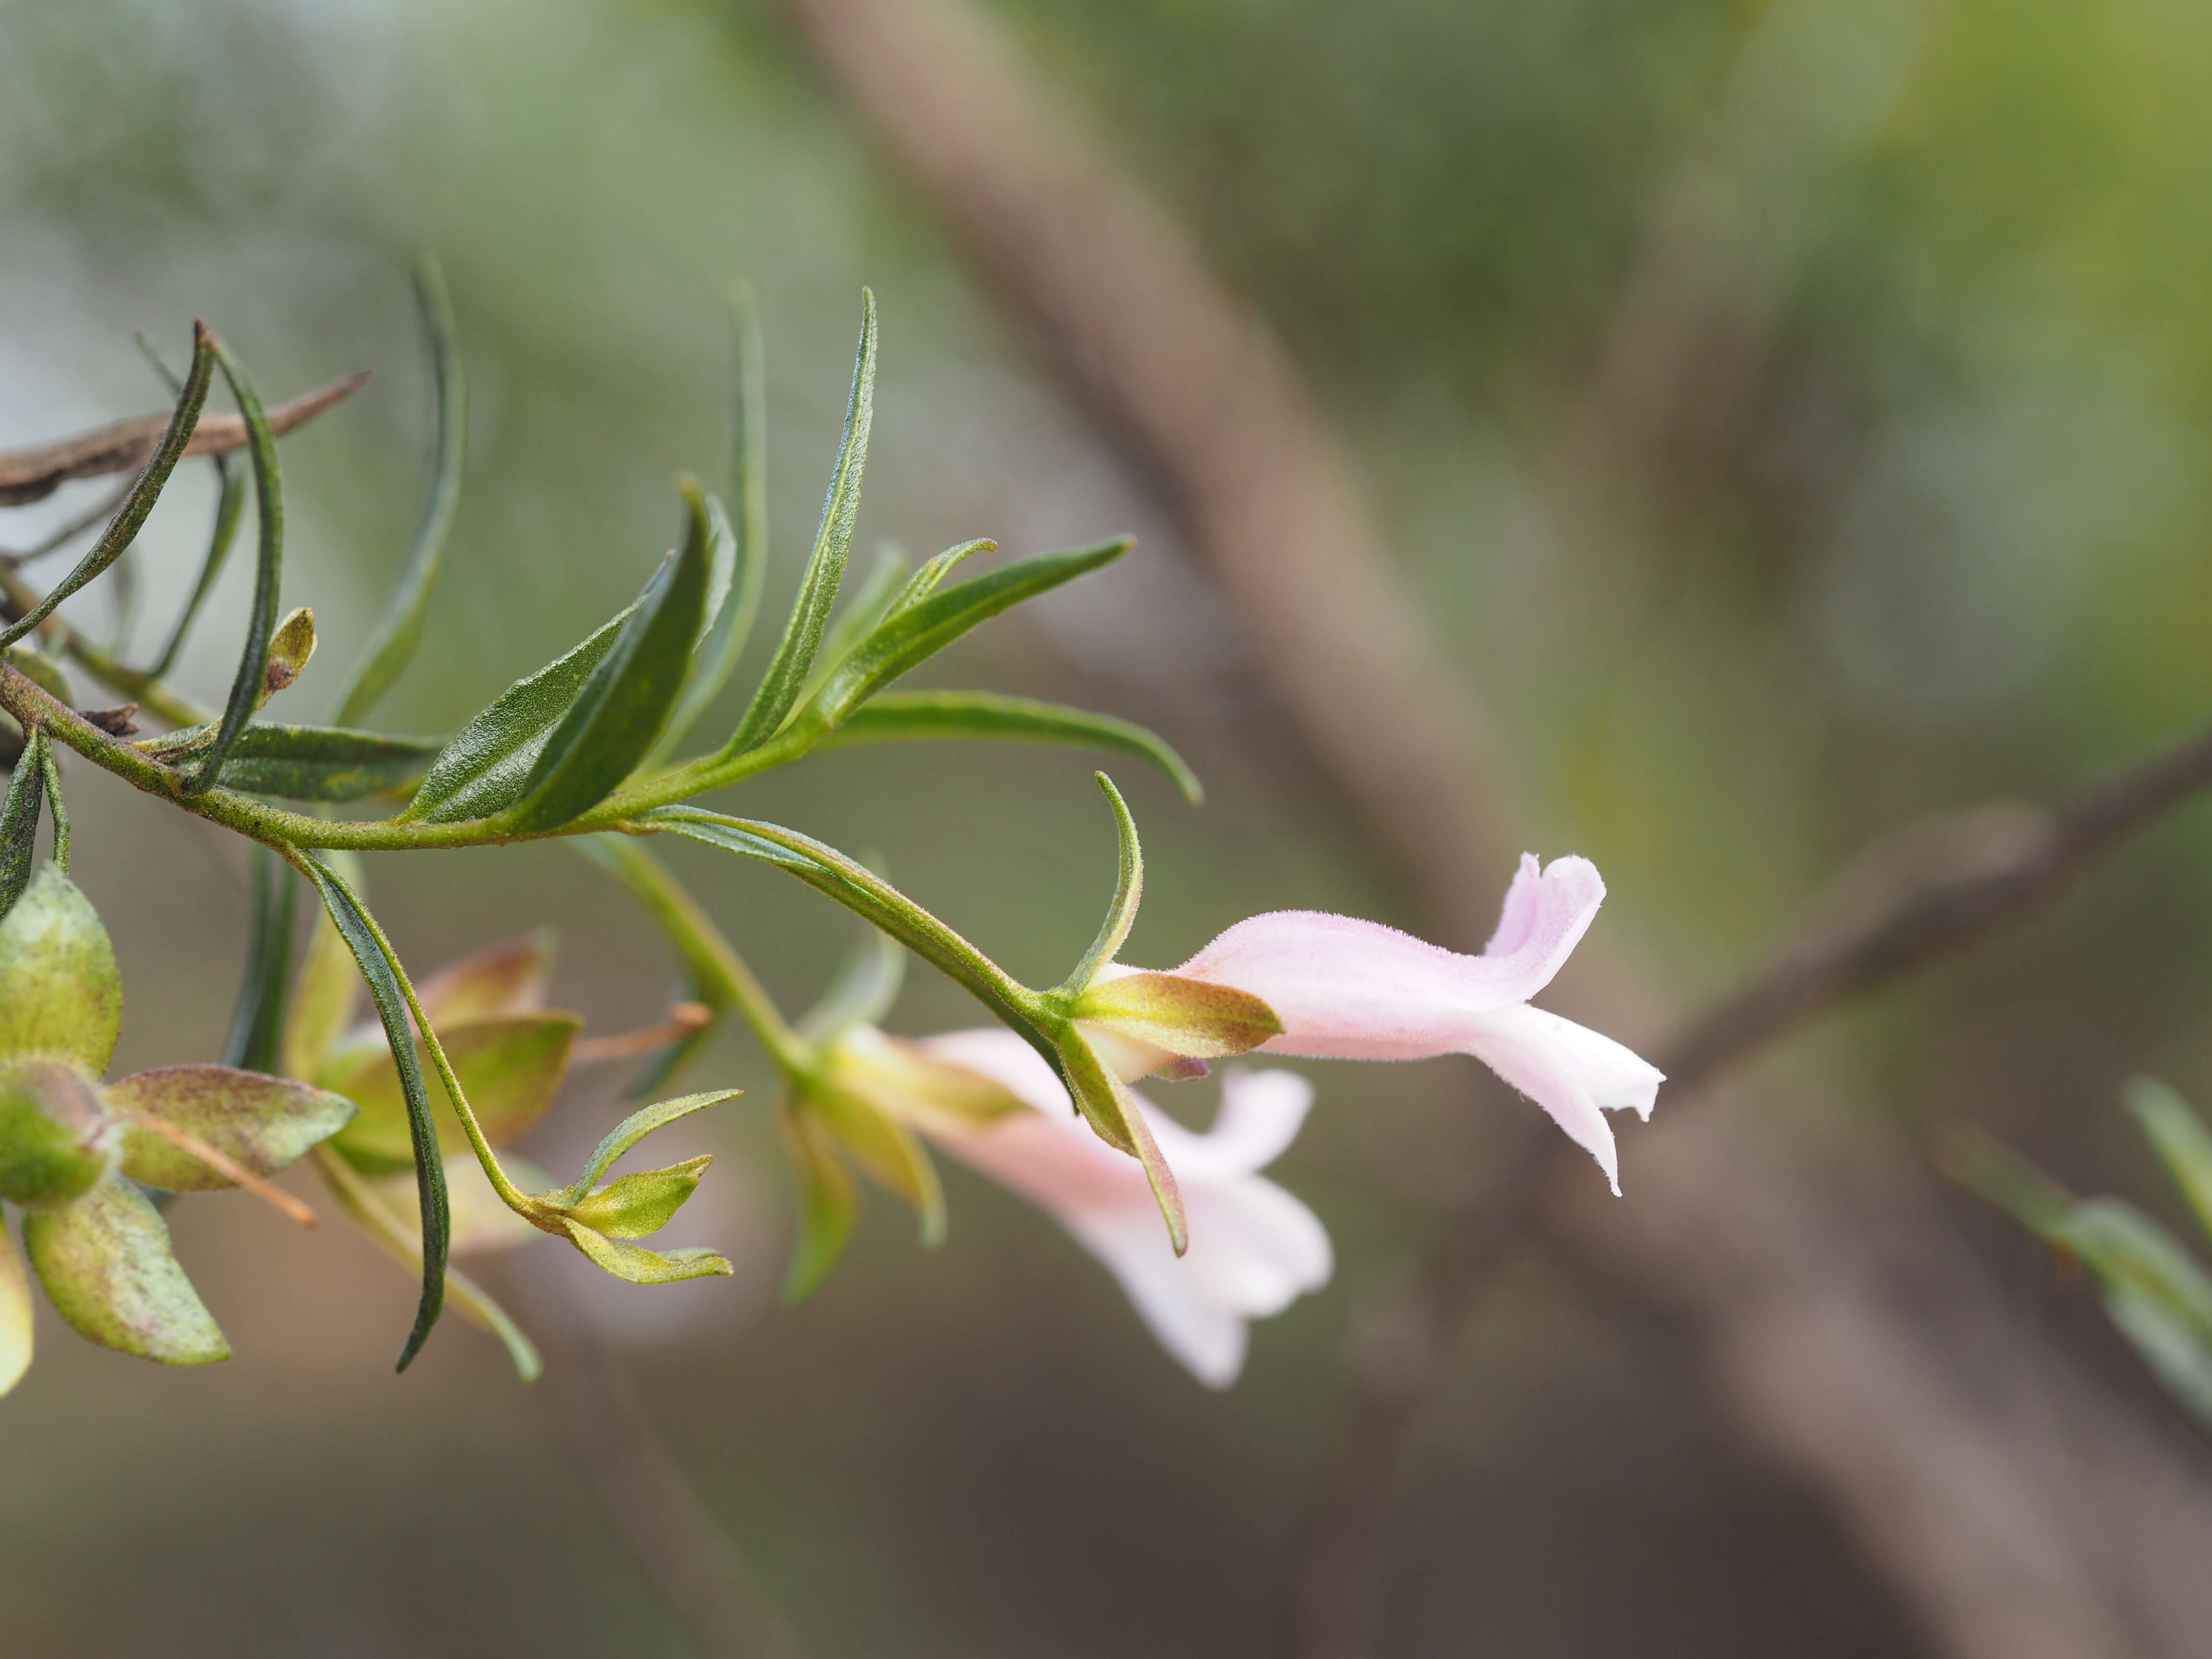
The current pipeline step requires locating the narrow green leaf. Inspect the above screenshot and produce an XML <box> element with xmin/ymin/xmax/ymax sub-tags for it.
<box><xmin>403</xmin><ymin>608</ymin><xmax>632</xmax><ymax>823</ymax></box>
<box><xmin>550</xmin><ymin>1088</ymin><xmax>740</xmax><ymax>1204</ymax></box>
<box><xmin>0</xmin><ymin>1223</ymin><xmax>32</xmax><ymax>1395</ymax></box>
<box><xmin>313</xmin><ymin>1145</ymin><xmax>542</xmax><ymax>1382</ymax></box>
<box><xmin>149</xmin><ymin>454</ymin><xmax>245</xmax><ymax>678</ymax></box>
<box><xmin>885</xmin><ymin>540</ymin><xmax>983</xmax><ymax>615</ymax></box>
<box><xmin>112</xmin><ymin>1065</ymin><xmax>355</xmax><ymax>1192</ymax></box>
<box><xmin>793</xmin><ymin>539</ymin><xmax>1130</xmax><ymax>739</ymax></box>
<box><xmin>722</xmin><ymin>290</ymin><xmax>878</xmax><ymax>757</ymax></box>
<box><xmin>502</xmin><ymin>481</ymin><xmax>714</xmax><ymax>832</ymax></box>
<box><xmin>297</xmin><ymin>854</ymin><xmax>449</xmax><ymax>1370</ymax></box>
<box><xmin>651</xmin><ymin>280</ymin><xmax>769</xmax><ymax>761</ymax></box>
<box><xmin>204</xmin><ymin>723</ymin><xmax>445</xmax><ymax>803</ymax></box>
<box><xmin>0</xmin><ymin>867</ymin><xmax>121</xmax><ymax>1076</ymax></box>
<box><xmin>790</xmin><ymin>547</ymin><xmax>911</xmax><ymax>709</ymax></box>
<box><xmin>33</xmin><ymin>735</ymin><xmax>64</xmax><ymax>873</ymax></box>
<box><xmin>1059</xmin><ymin>773</ymin><xmax>1143</xmax><ymax>994</ymax></box>
<box><xmin>780</xmin><ymin>1103</ymin><xmax>858</xmax><ymax>1303</ymax></box>
<box><xmin>334</xmin><ymin>257</ymin><xmax>468</xmax><ymax>727</ymax></box>
<box><xmin>24</xmin><ymin>1178</ymin><xmax>229</xmax><ymax>1365</ymax></box>
<box><xmin>283</xmin><ymin>854</ymin><xmax>363</xmax><ymax>1083</ymax></box>
<box><xmin>1935</xmin><ymin>1120</ymin><xmax>2079</xmax><ymax>1238</ymax></box>
<box><xmin>2128</xmin><ymin>1077</ymin><xmax>2212</xmax><ymax>1241</ymax></box>
<box><xmin>183</xmin><ymin>336</ymin><xmax>286</xmax><ymax>796</ymax></box>
<box><xmin>2106</xmin><ymin>1285</ymin><xmax>2212</xmax><ymax>1430</ymax></box>
<box><xmin>823</xmin><ymin>689</ymin><xmax>1202</xmax><ymax>805</ymax></box>
<box><xmin>0</xmin><ymin>727</ymin><xmax>48</xmax><ymax>921</ymax></box>
<box><xmin>222</xmin><ymin>843</ymin><xmax>297</xmax><ymax>1071</ymax></box>
<box><xmin>0</xmin><ymin>325</ymin><xmax>215</xmax><ymax>651</ymax></box>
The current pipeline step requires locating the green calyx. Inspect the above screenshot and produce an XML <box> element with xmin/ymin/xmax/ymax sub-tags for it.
<box><xmin>0</xmin><ymin>1058</ymin><xmax>117</xmax><ymax>1208</ymax></box>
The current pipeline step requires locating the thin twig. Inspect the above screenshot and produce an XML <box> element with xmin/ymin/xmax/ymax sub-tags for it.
<box><xmin>0</xmin><ymin>370</ymin><xmax>372</xmax><ymax>507</ymax></box>
<box><xmin>573</xmin><ymin>1002</ymin><xmax>714</xmax><ymax>1063</ymax></box>
<box><xmin>120</xmin><ymin>1110</ymin><xmax>319</xmax><ymax>1228</ymax></box>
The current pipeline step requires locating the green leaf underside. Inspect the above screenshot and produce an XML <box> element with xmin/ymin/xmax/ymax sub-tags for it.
<box><xmin>334</xmin><ymin>257</ymin><xmax>467</xmax><ymax>728</ymax></box>
<box><xmin>550</xmin><ymin>1089</ymin><xmax>739</xmax><ymax>1205</ymax></box>
<box><xmin>329</xmin><ymin>1013</ymin><xmax>581</xmax><ymax>1167</ymax></box>
<box><xmin>24</xmin><ymin>1179</ymin><xmax>228</xmax><ymax>1365</ymax></box>
<box><xmin>406</xmin><ymin>608</ymin><xmax>633</xmax><ymax>822</ymax></box>
<box><xmin>0</xmin><ymin>1226</ymin><xmax>33</xmax><ymax>1395</ymax></box>
<box><xmin>504</xmin><ymin>484</ymin><xmax>714</xmax><ymax>832</ymax></box>
<box><xmin>1071</xmin><ymin>971</ymin><xmax>1282</xmax><ymax>1059</ymax></box>
<box><xmin>557</xmin><ymin>1221</ymin><xmax>732</xmax><ymax>1285</ymax></box>
<box><xmin>314</xmin><ymin>1146</ymin><xmax>541</xmax><ymax>1382</ymax></box>
<box><xmin>112</xmin><ymin>1065</ymin><xmax>356</xmax><ymax>1192</ymax></box>
<box><xmin>724</xmin><ymin>290</ymin><xmax>878</xmax><ymax>757</ymax></box>
<box><xmin>208</xmin><ymin>725</ymin><xmax>445</xmax><ymax>803</ymax></box>
<box><xmin>0</xmin><ymin>867</ymin><xmax>121</xmax><ymax>1075</ymax></box>
<box><xmin>2129</xmin><ymin>1078</ymin><xmax>2212</xmax><ymax>1240</ymax></box>
<box><xmin>796</xmin><ymin>540</ymin><xmax>1129</xmax><ymax>738</ymax></box>
<box><xmin>1061</xmin><ymin>772</ymin><xmax>1143</xmax><ymax>995</ymax></box>
<box><xmin>0</xmin><ymin>328</ymin><xmax>215</xmax><ymax>652</ymax></box>
<box><xmin>298</xmin><ymin>856</ymin><xmax>449</xmax><ymax>1370</ymax></box>
<box><xmin>0</xmin><ymin>726</ymin><xmax>48</xmax><ymax>920</ymax></box>
<box><xmin>780</xmin><ymin>1103</ymin><xmax>859</xmax><ymax>1303</ymax></box>
<box><xmin>822</xmin><ymin>690</ymin><xmax>1201</xmax><ymax>803</ymax></box>
<box><xmin>186</xmin><ymin>338</ymin><xmax>286</xmax><ymax>796</ymax></box>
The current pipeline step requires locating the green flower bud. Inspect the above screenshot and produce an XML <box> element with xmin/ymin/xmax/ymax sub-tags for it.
<box><xmin>0</xmin><ymin>1057</ymin><xmax>119</xmax><ymax>1208</ymax></box>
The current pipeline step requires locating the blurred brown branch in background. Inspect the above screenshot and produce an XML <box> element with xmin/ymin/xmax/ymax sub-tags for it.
<box><xmin>766</xmin><ymin>2</ymin><xmax>2212</xmax><ymax>1658</ymax></box>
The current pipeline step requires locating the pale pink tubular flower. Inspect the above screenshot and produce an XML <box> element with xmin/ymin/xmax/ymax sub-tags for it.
<box><xmin>1082</xmin><ymin>854</ymin><xmax>1662</xmax><ymax>1195</ymax></box>
<box><xmin>904</xmin><ymin>1027</ymin><xmax>1332</xmax><ymax>1388</ymax></box>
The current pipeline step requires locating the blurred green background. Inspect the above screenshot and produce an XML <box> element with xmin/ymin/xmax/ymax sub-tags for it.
<box><xmin>5</xmin><ymin>0</ymin><xmax>2212</xmax><ymax>1653</ymax></box>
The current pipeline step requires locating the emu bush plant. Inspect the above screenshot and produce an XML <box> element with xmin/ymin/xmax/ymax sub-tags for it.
<box><xmin>0</xmin><ymin>269</ymin><xmax>1659</xmax><ymax>1390</ymax></box>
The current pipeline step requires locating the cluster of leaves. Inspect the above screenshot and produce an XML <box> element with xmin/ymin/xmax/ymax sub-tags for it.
<box><xmin>1948</xmin><ymin>1080</ymin><xmax>2212</xmax><ymax>1431</ymax></box>
<box><xmin>0</xmin><ymin>267</ymin><xmax>1246</xmax><ymax>1376</ymax></box>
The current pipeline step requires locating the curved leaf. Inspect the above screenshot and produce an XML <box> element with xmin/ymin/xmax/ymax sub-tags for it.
<box><xmin>721</xmin><ymin>290</ymin><xmax>877</xmax><ymax>756</ymax></box>
<box><xmin>556</xmin><ymin>1218</ymin><xmax>731</xmax><ymax>1285</ymax></box>
<box><xmin>503</xmin><ymin>482</ymin><xmax>713</xmax><ymax>831</ymax></box>
<box><xmin>547</xmin><ymin>1088</ymin><xmax>740</xmax><ymax>1204</ymax></box>
<box><xmin>0</xmin><ymin>725</ymin><xmax>48</xmax><ymax>921</ymax></box>
<box><xmin>0</xmin><ymin>867</ymin><xmax>120</xmax><ymax>1074</ymax></box>
<box><xmin>334</xmin><ymin>257</ymin><xmax>468</xmax><ymax>727</ymax></box>
<box><xmin>819</xmin><ymin>689</ymin><xmax>1201</xmax><ymax>804</ymax></box>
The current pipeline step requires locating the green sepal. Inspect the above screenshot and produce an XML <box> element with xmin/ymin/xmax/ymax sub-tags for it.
<box><xmin>555</xmin><ymin>1218</ymin><xmax>733</xmax><ymax>1285</ymax></box>
<box><xmin>821</xmin><ymin>689</ymin><xmax>1201</xmax><ymax>804</ymax></box>
<box><xmin>563</xmin><ymin>1154</ymin><xmax>714</xmax><ymax>1239</ymax></box>
<box><xmin>403</xmin><ymin>608</ymin><xmax>634</xmax><ymax>822</ymax></box>
<box><xmin>0</xmin><ymin>1222</ymin><xmax>32</xmax><ymax>1396</ymax></box>
<box><xmin>1070</xmin><ymin>971</ymin><xmax>1281</xmax><ymax>1063</ymax></box>
<box><xmin>809</xmin><ymin>1082</ymin><xmax>943</xmax><ymax>1247</ymax></box>
<box><xmin>2128</xmin><ymin>1077</ymin><xmax>2212</xmax><ymax>1239</ymax></box>
<box><xmin>328</xmin><ymin>1012</ymin><xmax>581</xmax><ymax>1167</ymax></box>
<box><xmin>1053</xmin><ymin>1030</ymin><xmax>1187</xmax><ymax>1255</ymax></box>
<box><xmin>780</xmin><ymin>1103</ymin><xmax>858</xmax><ymax>1303</ymax></box>
<box><xmin>793</xmin><ymin>539</ymin><xmax>1129</xmax><ymax>739</ymax></box>
<box><xmin>23</xmin><ymin>1178</ymin><xmax>229</xmax><ymax>1365</ymax></box>
<box><xmin>415</xmin><ymin>931</ymin><xmax>557</xmax><ymax>1027</ymax></box>
<box><xmin>722</xmin><ymin>291</ymin><xmax>878</xmax><ymax>756</ymax></box>
<box><xmin>0</xmin><ymin>867</ymin><xmax>122</xmax><ymax>1074</ymax></box>
<box><xmin>314</xmin><ymin>1146</ymin><xmax>542</xmax><ymax>1382</ymax></box>
<box><xmin>184</xmin><ymin>335</ymin><xmax>287</xmax><ymax>796</ymax></box>
<box><xmin>297</xmin><ymin>854</ymin><xmax>448</xmax><ymax>1370</ymax></box>
<box><xmin>0</xmin><ymin>725</ymin><xmax>48</xmax><ymax>921</ymax></box>
<box><xmin>334</xmin><ymin>256</ymin><xmax>468</xmax><ymax>728</ymax></box>
<box><xmin>110</xmin><ymin>1065</ymin><xmax>356</xmax><ymax>1192</ymax></box>
<box><xmin>502</xmin><ymin>481</ymin><xmax>714</xmax><ymax>832</ymax></box>
<box><xmin>0</xmin><ymin>1058</ymin><xmax>118</xmax><ymax>1209</ymax></box>
<box><xmin>545</xmin><ymin>1089</ymin><xmax>740</xmax><ymax>1206</ymax></box>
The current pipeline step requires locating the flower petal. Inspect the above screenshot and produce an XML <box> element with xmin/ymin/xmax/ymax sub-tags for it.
<box><xmin>1456</xmin><ymin>1003</ymin><xmax>1662</xmax><ymax>1195</ymax></box>
<box><xmin>1168</xmin><ymin>860</ymin><xmax>1604</xmax><ymax>1060</ymax></box>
